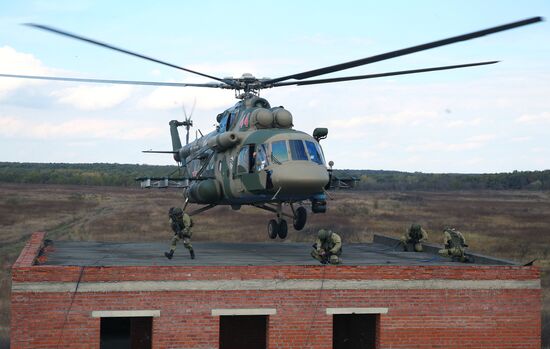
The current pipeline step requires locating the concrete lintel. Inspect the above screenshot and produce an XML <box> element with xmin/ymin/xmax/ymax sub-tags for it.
<box><xmin>12</xmin><ymin>279</ymin><xmax>541</xmax><ymax>293</ymax></box>
<box><xmin>91</xmin><ymin>310</ymin><xmax>160</xmax><ymax>318</ymax></box>
<box><xmin>326</xmin><ymin>307</ymin><xmax>388</xmax><ymax>315</ymax></box>
<box><xmin>212</xmin><ymin>308</ymin><xmax>277</xmax><ymax>316</ymax></box>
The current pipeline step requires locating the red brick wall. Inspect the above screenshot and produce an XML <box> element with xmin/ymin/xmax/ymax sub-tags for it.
<box><xmin>11</xmin><ymin>233</ymin><xmax>541</xmax><ymax>349</ymax></box>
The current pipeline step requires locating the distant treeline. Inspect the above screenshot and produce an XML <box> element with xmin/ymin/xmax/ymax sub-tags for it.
<box><xmin>0</xmin><ymin>162</ymin><xmax>549</xmax><ymax>190</ymax></box>
<box><xmin>0</xmin><ymin>162</ymin><xmax>176</xmax><ymax>187</ymax></box>
<box><xmin>337</xmin><ymin>169</ymin><xmax>550</xmax><ymax>191</ymax></box>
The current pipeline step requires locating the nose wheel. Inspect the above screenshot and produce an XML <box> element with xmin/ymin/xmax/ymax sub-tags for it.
<box><xmin>258</xmin><ymin>202</ymin><xmax>308</xmax><ymax>240</ymax></box>
<box><xmin>268</xmin><ymin>219</ymin><xmax>288</xmax><ymax>239</ymax></box>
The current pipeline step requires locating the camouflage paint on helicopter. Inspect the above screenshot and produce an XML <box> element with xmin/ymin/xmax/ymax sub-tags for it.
<box><xmin>170</xmin><ymin>95</ymin><xmax>329</xmax><ymax>238</ymax></box>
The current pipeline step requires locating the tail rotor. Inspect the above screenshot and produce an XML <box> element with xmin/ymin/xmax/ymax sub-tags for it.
<box><xmin>181</xmin><ymin>99</ymin><xmax>195</xmax><ymax>145</ymax></box>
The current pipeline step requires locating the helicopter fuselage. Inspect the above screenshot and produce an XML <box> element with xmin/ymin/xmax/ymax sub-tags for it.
<box><xmin>175</xmin><ymin>96</ymin><xmax>329</xmax><ymax>213</ymax></box>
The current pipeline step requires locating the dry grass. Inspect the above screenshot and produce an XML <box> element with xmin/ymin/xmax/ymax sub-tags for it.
<box><xmin>1</xmin><ymin>184</ymin><xmax>550</xmax><ymax>346</ymax></box>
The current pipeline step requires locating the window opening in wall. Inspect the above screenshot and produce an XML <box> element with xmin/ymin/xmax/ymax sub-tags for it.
<box><xmin>219</xmin><ymin>315</ymin><xmax>267</xmax><ymax>349</ymax></box>
<box><xmin>100</xmin><ymin>317</ymin><xmax>152</xmax><ymax>349</ymax></box>
<box><xmin>333</xmin><ymin>314</ymin><xmax>376</xmax><ymax>349</ymax></box>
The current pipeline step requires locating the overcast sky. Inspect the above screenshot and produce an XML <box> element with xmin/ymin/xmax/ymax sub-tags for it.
<box><xmin>0</xmin><ymin>1</ymin><xmax>549</xmax><ymax>173</ymax></box>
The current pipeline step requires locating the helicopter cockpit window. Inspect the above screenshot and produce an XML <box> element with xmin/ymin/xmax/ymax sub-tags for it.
<box><xmin>255</xmin><ymin>144</ymin><xmax>269</xmax><ymax>171</ymax></box>
<box><xmin>271</xmin><ymin>140</ymin><xmax>289</xmax><ymax>164</ymax></box>
<box><xmin>236</xmin><ymin>146</ymin><xmax>249</xmax><ymax>174</ymax></box>
<box><xmin>228</xmin><ymin>111</ymin><xmax>239</xmax><ymax>131</ymax></box>
<box><xmin>289</xmin><ymin>140</ymin><xmax>308</xmax><ymax>161</ymax></box>
<box><xmin>305</xmin><ymin>140</ymin><xmax>324</xmax><ymax>165</ymax></box>
<box><xmin>218</xmin><ymin>113</ymin><xmax>228</xmax><ymax>133</ymax></box>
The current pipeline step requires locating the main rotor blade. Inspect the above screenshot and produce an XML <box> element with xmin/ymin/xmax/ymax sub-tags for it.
<box><xmin>24</xmin><ymin>23</ymin><xmax>236</xmax><ymax>87</ymax></box>
<box><xmin>264</xmin><ymin>17</ymin><xmax>542</xmax><ymax>85</ymax></box>
<box><xmin>0</xmin><ymin>73</ymin><xmax>228</xmax><ymax>88</ymax></box>
<box><xmin>270</xmin><ymin>61</ymin><xmax>499</xmax><ymax>87</ymax></box>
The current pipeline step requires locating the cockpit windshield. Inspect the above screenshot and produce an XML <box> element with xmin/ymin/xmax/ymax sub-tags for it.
<box><xmin>305</xmin><ymin>140</ymin><xmax>325</xmax><ymax>165</ymax></box>
<box><xmin>269</xmin><ymin>139</ymin><xmax>326</xmax><ymax>165</ymax></box>
<box><xmin>289</xmin><ymin>140</ymin><xmax>308</xmax><ymax>161</ymax></box>
<box><xmin>271</xmin><ymin>140</ymin><xmax>289</xmax><ymax>164</ymax></box>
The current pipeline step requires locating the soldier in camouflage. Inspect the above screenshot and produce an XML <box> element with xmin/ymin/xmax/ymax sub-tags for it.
<box><xmin>311</xmin><ymin>229</ymin><xmax>342</xmax><ymax>264</ymax></box>
<box><xmin>400</xmin><ymin>223</ymin><xmax>428</xmax><ymax>252</ymax></box>
<box><xmin>164</xmin><ymin>207</ymin><xmax>195</xmax><ymax>260</ymax></box>
<box><xmin>438</xmin><ymin>228</ymin><xmax>469</xmax><ymax>262</ymax></box>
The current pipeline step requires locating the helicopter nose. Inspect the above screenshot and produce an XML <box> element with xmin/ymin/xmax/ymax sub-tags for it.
<box><xmin>270</xmin><ymin>162</ymin><xmax>329</xmax><ymax>195</ymax></box>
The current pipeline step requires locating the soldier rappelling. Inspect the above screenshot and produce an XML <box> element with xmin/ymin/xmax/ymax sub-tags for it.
<box><xmin>165</xmin><ymin>207</ymin><xmax>195</xmax><ymax>260</ymax></box>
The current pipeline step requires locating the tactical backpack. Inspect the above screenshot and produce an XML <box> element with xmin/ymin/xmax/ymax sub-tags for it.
<box><xmin>446</xmin><ymin>229</ymin><xmax>463</xmax><ymax>248</ymax></box>
<box><xmin>409</xmin><ymin>225</ymin><xmax>422</xmax><ymax>240</ymax></box>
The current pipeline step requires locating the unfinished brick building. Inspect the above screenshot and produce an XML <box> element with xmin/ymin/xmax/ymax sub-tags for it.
<box><xmin>11</xmin><ymin>232</ymin><xmax>540</xmax><ymax>348</ymax></box>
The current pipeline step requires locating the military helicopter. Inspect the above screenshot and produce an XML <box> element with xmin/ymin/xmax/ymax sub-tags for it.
<box><xmin>0</xmin><ymin>17</ymin><xmax>542</xmax><ymax>238</ymax></box>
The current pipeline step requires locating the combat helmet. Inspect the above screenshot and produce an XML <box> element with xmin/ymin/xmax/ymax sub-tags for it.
<box><xmin>410</xmin><ymin>223</ymin><xmax>422</xmax><ymax>233</ymax></box>
<box><xmin>318</xmin><ymin>229</ymin><xmax>332</xmax><ymax>240</ymax></box>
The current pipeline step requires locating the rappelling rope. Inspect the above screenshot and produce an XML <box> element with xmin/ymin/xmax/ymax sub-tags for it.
<box><xmin>55</xmin><ymin>250</ymin><xmax>110</xmax><ymax>348</ymax></box>
<box><xmin>303</xmin><ymin>263</ymin><xmax>327</xmax><ymax>349</ymax></box>
<box><xmin>56</xmin><ymin>265</ymin><xmax>85</xmax><ymax>349</ymax></box>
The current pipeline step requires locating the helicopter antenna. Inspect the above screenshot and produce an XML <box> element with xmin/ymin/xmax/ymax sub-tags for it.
<box><xmin>181</xmin><ymin>99</ymin><xmax>195</xmax><ymax>145</ymax></box>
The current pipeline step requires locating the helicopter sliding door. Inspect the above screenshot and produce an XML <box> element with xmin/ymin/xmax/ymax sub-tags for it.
<box><xmin>234</xmin><ymin>144</ymin><xmax>267</xmax><ymax>194</ymax></box>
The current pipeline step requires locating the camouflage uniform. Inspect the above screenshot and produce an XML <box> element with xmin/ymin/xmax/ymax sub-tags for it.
<box><xmin>311</xmin><ymin>229</ymin><xmax>342</xmax><ymax>264</ymax></box>
<box><xmin>165</xmin><ymin>207</ymin><xmax>195</xmax><ymax>259</ymax></box>
<box><xmin>438</xmin><ymin>228</ymin><xmax>469</xmax><ymax>262</ymax></box>
<box><xmin>401</xmin><ymin>224</ymin><xmax>428</xmax><ymax>252</ymax></box>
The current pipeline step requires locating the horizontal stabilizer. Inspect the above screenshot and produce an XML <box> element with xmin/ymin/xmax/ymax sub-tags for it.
<box><xmin>135</xmin><ymin>177</ymin><xmax>189</xmax><ymax>189</ymax></box>
<box><xmin>142</xmin><ymin>150</ymin><xmax>178</xmax><ymax>154</ymax></box>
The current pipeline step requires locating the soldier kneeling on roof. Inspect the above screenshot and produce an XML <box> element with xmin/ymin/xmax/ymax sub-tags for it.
<box><xmin>438</xmin><ymin>227</ymin><xmax>470</xmax><ymax>263</ymax></box>
<box><xmin>400</xmin><ymin>223</ymin><xmax>428</xmax><ymax>252</ymax></box>
<box><xmin>311</xmin><ymin>229</ymin><xmax>342</xmax><ymax>265</ymax></box>
<box><xmin>165</xmin><ymin>207</ymin><xmax>195</xmax><ymax>260</ymax></box>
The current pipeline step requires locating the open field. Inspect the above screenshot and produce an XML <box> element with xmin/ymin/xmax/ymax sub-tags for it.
<box><xmin>1</xmin><ymin>183</ymin><xmax>550</xmax><ymax>347</ymax></box>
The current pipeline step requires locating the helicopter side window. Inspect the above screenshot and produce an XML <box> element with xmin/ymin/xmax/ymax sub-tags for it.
<box><xmin>271</xmin><ymin>140</ymin><xmax>289</xmax><ymax>164</ymax></box>
<box><xmin>225</xmin><ymin>113</ymin><xmax>232</xmax><ymax>131</ymax></box>
<box><xmin>289</xmin><ymin>140</ymin><xmax>308</xmax><ymax>161</ymax></box>
<box><xmin>236</xmin><ymin>146</ymin><xmax>249</xmax><ymax>174</ymax></box>
<box><xmin>218</xmin><ymin>113</ymin><xmax>229</xmax><ymax>133</ymax></box>
<box><xmin>203</xmin><ymin>153</ymin><xmax>216</xmax><ymax>177</ymax></box>
<box><xmin>305</xmin><ymin>140</ymin><xmax>323</xmax><ymax>165</ymax></box>
<box><xmin>255</xmin><ymin>144</ymin><xmax>269</xmax><ymax>171</ymax></box>
<box><xmin>230</xmin><ymin>111</ymin><xmax>240</xmax><ymax>130</ymax></box>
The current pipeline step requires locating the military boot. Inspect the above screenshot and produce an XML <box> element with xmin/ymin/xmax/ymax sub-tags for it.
<box><xmin>189</xmin><ymin>249</ymin><xmax>195</xmax><ymax>259</ymax></box>
<box><xmin>164</xmin><ymin>250</ymin><xmax>174</xmax><ymax>260</ymax></box>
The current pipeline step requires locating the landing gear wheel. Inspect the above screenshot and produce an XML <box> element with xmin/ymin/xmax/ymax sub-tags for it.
<box><xmin>268</xmin><ymin>219</ymin><xmax>279</xmax><ymax>239</ymax></box>
<box><xmin>293</xmin><ymin>206</ymin><xmax>307</xmax><ymax>231</ymax></box>
<box><xmin>278</xmin><ymin>219</ymin><xmax>288</xmax><ymax>239</ymax></box>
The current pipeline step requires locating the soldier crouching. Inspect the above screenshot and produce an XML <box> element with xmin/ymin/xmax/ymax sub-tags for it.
<box><xmin>400</xmin><ymin>223</ymin><xmax>428</xmax><ymax>252</ymax></box>
<box><xmin>438</xmin><ymin>227</ymin><xmax>470</xmax><ymax>263</ymax></box>
<box><xmin>311</xmin><ymin>229</ymin><xmax>342</xmax><ymax>265</ymax></box>
<box><xmin>165</xmin><ymin>207</ymin><xmax>195</xmax><ymax>260</ymax></box>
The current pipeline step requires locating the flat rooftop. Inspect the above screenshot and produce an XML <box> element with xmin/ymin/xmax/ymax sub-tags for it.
<box><xmin>39</xmin><ymin>235</ymin><xmax>516</xmax><ymax>267</ymax></box>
